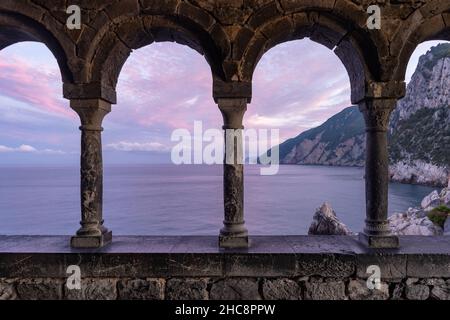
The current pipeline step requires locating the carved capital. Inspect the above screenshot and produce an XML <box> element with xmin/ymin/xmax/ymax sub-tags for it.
<box><xmin>352</xmin><ymin>80</ymin><xmax>406</xmax><ymax>104</ymax></box>
<box><xmin>70</xmin><ymin>99</ymin><xmax>111</xmax><ymax>131</ymax></box>
<box><xmin>64</xmin><ymin>83</ymin><xmax>117</xmax><ymax>104</ymax></box>
<box><xmin>213</xmin><ymin>79</ymin><xmax>252</xmax><ymax>103</ymax></box>
<box><xmin>359</xmin><ymin>98</ymin><xmax>397</xmax><ymax>132</ymax></box>
<box><xmin>217</xmin><ymin>98</ymin><xmax>247</xmax><ymax>130</ymax></box>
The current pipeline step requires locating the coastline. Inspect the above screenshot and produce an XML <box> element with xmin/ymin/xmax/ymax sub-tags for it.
<box><xmin>278</xmin><ymin>163</ymin><xmax>448</xmax><ymax>188</ymax></box>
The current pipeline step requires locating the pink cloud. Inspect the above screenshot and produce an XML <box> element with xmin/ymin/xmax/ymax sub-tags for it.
<box><xmin>100</xmin><ymin>40</ymin><xmax>353</xmax><ymax>148</ymax></box>
<box><xmin>0</xmin><ymin>40</ymin><xmax>353</xmax><ymax>153</ymax></box>
<box><xmin>108</xmin><ymin>43</ymin><xmax>221</xmax><ymax>133</ymax></box>
<box><xmin>0</xmin><ymin>52</ymin><xmax>74</xmax><ymax>119</ymax></box>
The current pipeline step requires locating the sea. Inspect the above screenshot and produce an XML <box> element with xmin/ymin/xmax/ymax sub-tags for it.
<box><xmin>0</xmin><ymin>164</ymin><xmax>436</xmax><ymax>235</ymax></box>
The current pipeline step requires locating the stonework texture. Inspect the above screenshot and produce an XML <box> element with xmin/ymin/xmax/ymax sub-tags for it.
<box><xmin>2</xmin><ymin>1</ymin><xmax>448</xmax><ymax>250</ymax></box>
<box><xmin>1</xmin><ymin>0</ymin><xmax>450</xmax><ymax>301</ymax></box>
<box><xmin>2</xmin><ymin>276</ymin><xmax>450</xmax><ymax>300</ymax></box>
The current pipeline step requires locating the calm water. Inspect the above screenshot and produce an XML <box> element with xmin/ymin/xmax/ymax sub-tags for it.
<box><xmin>0</xmin><ymin>165</ymin><xmax>436</xmax><ymax>235</ymax></box>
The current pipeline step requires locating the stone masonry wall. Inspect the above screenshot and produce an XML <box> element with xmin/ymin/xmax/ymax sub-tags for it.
<box><xmin>1</xmin><ymin>276</ymin><xmax>450</xmax><ymax>300</ymax></box>
<box><xmin>2</xmin><ymin>236</ymin><xmax>450</xmax><ymax>300</ymax></box>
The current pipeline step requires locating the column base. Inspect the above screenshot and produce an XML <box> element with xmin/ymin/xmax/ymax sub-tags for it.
<box><xmin>219</xmin><ymin>234</ymin><xmax>249</xmax><ymax>248</ymax></box>
<box><xmin>359</xmin><ymin>232</ymin><xmax>399</xmax><ymax>249</ymax></box>
<box><xmin>71</xmin><ymin>230</ymin><xmax>112</xmax><ymax>248</ymax></box>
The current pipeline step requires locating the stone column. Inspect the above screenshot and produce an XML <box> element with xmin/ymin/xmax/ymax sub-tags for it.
<box><xmin>359</xmin><ymin>98</ymin><xmax>399</xmax><ymax>248</ymax></box>
<box><xmin>70</xmin><ymin>99</ymin><xmax>112</xmax><ymax>248</ymax></box>
<box><xmin>217</xmin><ymin>98</ymin><xmax>249</xmax><ymax>248</ymax></box>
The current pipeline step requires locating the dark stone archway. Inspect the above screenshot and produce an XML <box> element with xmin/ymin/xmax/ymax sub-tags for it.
<box><xmin>0</xmin><ymin>11</ymin><xmax>73</xmax><ymax>83</ymax></box>
<box><xmin>0</xmin><ymin>0</ymin><xmax>449</xmax><ymax>249</ymax></box>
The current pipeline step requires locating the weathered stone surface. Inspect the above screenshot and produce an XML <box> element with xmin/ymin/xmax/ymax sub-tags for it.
<box><xmin>406</xmin><ymin>278</ymin><xmax>419</xmax><ymax>285</ymax></box>
<box><xmin>348</xmin><ymin>279</ymin><xmax>389</xmax><ymax>300</ymax></box>
<box><xmin>262</xmin><ymin>279</ymin><xmax>301</xmax><ymax>300</ymax></box>
<box><xmin>304</xmin><ymin>279</ymin><xmax>346</xmax><ymax>300</ymax></box>
<box><xmin>421</xmin><ymin>190</ymin><xmax>441</xmax><ymax>209</ymax></box>
<box><xmin>421</xmin><ymin>278</ymin><xmax>445</xmax><ymax>286</ymax></box>
<box><xmin>210</xmin><ymin>278</ymin><xmax>260</xmax><ymax>300</ymax></box>
<box><xmin>295</xmin><ymin>253</ymin><xmax>355</xmax><ymax>278</ymax></box>
<box><xmin>431</xmin><ymin>283</ymin><xmax>450</xmax><ymax>300</ymax></box>
<box><xmin>405</xmin><ymin>284</ymin><xmax>430</xmax><ymax>300</ymax></box>
<box><xmin>218</xmin><ymin>98</ymin><xmax>248</xmax><ymax>249</ymax></box>
<box><xmin>71</xmin><ymin>99</ymin><xmax>112</xmax><ymax>249</ymax></box>
<box><xmin>308</xmin><ymin>203</ymin><xmax>353</xmax><ymax>236</ymax></box>
<box><xmin>3</xmin><ymin>236</ymin><xmax>450</xmax><ymax>300</ymax></box>
<box><xmin>166</xmin><ymin>278</ymin><xmax>208</xmax><ymax>300</ymax></box>
<box><xmin>17</xmin><ymin>279</ymin><xmax>63</xmax><ymax>300</ymax></box>
<box><xmin>356</xmin><ymin>255</ymin><xmax>406</xmax><ymax>280</ymax></box>
<box><xmin>407</xmin><ymin>255</ymin><xmax>450</xmax><ymax>278</ymax></box>
<box><xmin>65</xmin><ymin>279</ymin><xmax>117</xmax><ymax>300</ymax></box>
<box><xmin>389</xmin><ymin>212</ymin><xmax>443</xmax><ymax>236</ymax></box>
<box><xmin>118</xmin><ymin>279</ymin><xmax>164</xmax><ymax>300</ymax></box>
<box><xmin>391</xmin><ymin>282</ymin><xmax>405</xmax><ymax>300</ymax></box>
<box><xmin>0</xmin><ymin>279</ymin><xmax>17</xmax><ymax>300</ymax></box>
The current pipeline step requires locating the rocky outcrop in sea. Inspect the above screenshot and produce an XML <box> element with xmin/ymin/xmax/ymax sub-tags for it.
<box><xmin>308</xmin><ymin>202</ymin><xmax>353</xmax><ymax>236</ymax></box>
<box><xmin>389</xmin><ymin>187</ymin><xmax>450</xmax><ymax>236</ymax></box>
<box><xmin>389</xmin><ymin>161</ymin><xmax>449</xmax><ymax>187</ymax></box>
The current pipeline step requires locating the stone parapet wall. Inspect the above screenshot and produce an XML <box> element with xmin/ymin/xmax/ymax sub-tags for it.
<box><xmin>1</xmin><ymin>276</ymin><xmax>450</xmax><ymax>300</ymax></box>
<box><xmin>1</xmin><ymin>235</ymin><xmax>450</xmax><ymax>300</ymax></box>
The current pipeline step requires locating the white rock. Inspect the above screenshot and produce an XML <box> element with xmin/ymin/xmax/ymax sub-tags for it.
<box><xmin>308</xmin><ymin>202</ymin><xmax>353</xmax><ymax>235</ymax></box>
<box><xmin>440</xmin><ymin>188</ymin><xmax>450</xmax><ymax>205</ymax></box>
<box><xmin>390</xmin><ymin>161</ymin><xmax>449</xmax><ymax>187</ymax></box>
<box><xmin>421</xmin><ymin>190</ymin><xmax>440</xmax><ymax>209</ymax></box>
<box><xmin>389</xmin><ymin>215</ymin><xmax>443</xmax><ymax>236</ymax></box>
<box><xmin>388</xmin><ymin>186</ymin><xmax>449</xmax><ymax>236</ymax></box>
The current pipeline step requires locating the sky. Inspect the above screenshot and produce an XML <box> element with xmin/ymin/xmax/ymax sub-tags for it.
<box><xmin>0</xmin><ymin>39</ymin><xmax>447</xmax><ymax>165</ymax></box>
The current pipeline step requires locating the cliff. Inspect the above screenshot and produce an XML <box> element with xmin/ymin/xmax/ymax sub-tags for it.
<box><xmin>271</xmin><ymin>44</ymin><xmax>450</xmax><ymax>187</ymax></box>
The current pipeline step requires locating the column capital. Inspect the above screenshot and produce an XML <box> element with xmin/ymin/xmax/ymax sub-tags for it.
<box><xmin>217</xmin><ymin>98</ymin><xmax>247</xmax><ymax>130</ymax></box>
<box><xmin>63</xmin><ymin>82</ymin><xmax>117</xmax><ymax>104</ymax></box>
<box><xmin>213</xmin><ymin>79</ymin><xmax>252</xmax><ymax>103</ymax></box>
<box><xmin>352</xmin><ymin>80</ymin><xmax>406</xmax><ymax>105</ymax></box>
<box><xmin>70</xmin><ymin>99</ymin><xmax>111</xmax><ymax>131</ymax></box>
<box><xmin>358</xmin><ymin>98</ymin><xmax>398</xmax><ymax>132</ymax></box>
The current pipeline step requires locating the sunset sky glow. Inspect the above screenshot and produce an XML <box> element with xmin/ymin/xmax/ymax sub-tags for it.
<box><xmin>0</xmin><ymin>39</ymin><xmax>446</xmax><ymax>165</ymax></box>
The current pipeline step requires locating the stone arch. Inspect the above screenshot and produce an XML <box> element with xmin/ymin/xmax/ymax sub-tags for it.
<box><xmin>392</xmin><ymin>7</ymin><xmax>450</xmax><ymax>81</ymax></box>
<box><xmin>88</xmin><ymin>10</ymin><xmax>230</xmax><ymax>92</ymax></box>
<box><xmin>238</xmin><ymin>9</ymin><xmax>387</xmax><ymax>104</ymax></box>
<box><xmin>0</xmin><ymin>11</ymin><xmax>74</xmax><ymax>83</ymax></box>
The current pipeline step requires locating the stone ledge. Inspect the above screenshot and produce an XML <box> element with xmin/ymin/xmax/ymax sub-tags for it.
<box><xmin>0</xmin><ymin>236</ymin><xmax>449</xmax><ymax>279</ymax></box>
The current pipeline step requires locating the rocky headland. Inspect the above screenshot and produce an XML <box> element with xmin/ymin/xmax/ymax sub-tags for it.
<box><xmin>270</xmin><ymin>44</ymin><xmax>450</xmax><ymax>187</ymax></box>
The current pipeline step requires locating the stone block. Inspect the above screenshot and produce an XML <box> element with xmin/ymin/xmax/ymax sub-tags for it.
<box><xmin>65</xmin><ymin>278</ymin><xmax>117</xmax><ymax>300</ymax></box>
<box><xmin>296</xmin><ymin>254</ymin><xmax>355</xmax><ymax>278</ymax></box>
<box><xmin>210</xmin><ymin>278</ymin><xmax>260</xmax><ymax>300</ymax></box>
<box><xmin>407</xmin><ymin>255</ymin><xmax>450</xmax><ymax>278</ymax></box>
<box><xmin>406</xmin><ymin>284</ymin><xmax>430</xmax><ymax>300</ymax></box>
<box><xmin>0</xmin><ymin>279</ymin><xmax>17</xmax><ymax>300</ymax></box>
<box><xmin>431</xmin><ymin>283</ymin><xmax>450</xmax><ymax>300</ymax></box>
<box><xmin>118</xmin><ymin>279</ymin><xmax>164</xmax><ymax>300</ymax></box>
<box><xmin>391</xmin><ymin>282</ymin><xmax>405</xmax><ymax>300</ymax></box>
<box><xmin>348</xmin><ymin>279</ymin><xmax>389</xmax><ymax>300</ymax></box>
<box><xmin>356</xmin><ymin>254</ymin><xmax>407</xmax><ymax>280</ymax></box>
<box><xmin>304</xmin><ymin>279</ymin><xmax>346</xmax><ymax>300</ymax></box>
<box><xmin>262</xmin><ymin>279</ymin><xmax>301</xmax><ymax>300</ymax></box>
<box><xmin>17</xmin><ymin>279</ymin><xmax>63</xmax><ymax>300</ymax></box>
<box><xmin>166</xmin><ymin>278</ymin><xmax>208</xmax><ymax>300</ymax></box>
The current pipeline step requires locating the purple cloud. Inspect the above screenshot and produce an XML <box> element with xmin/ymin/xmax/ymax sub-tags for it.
<box><xmin>0</xmin><ymin>39</ymin><xmax>447</xmax><ymax>165</ymax></box>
